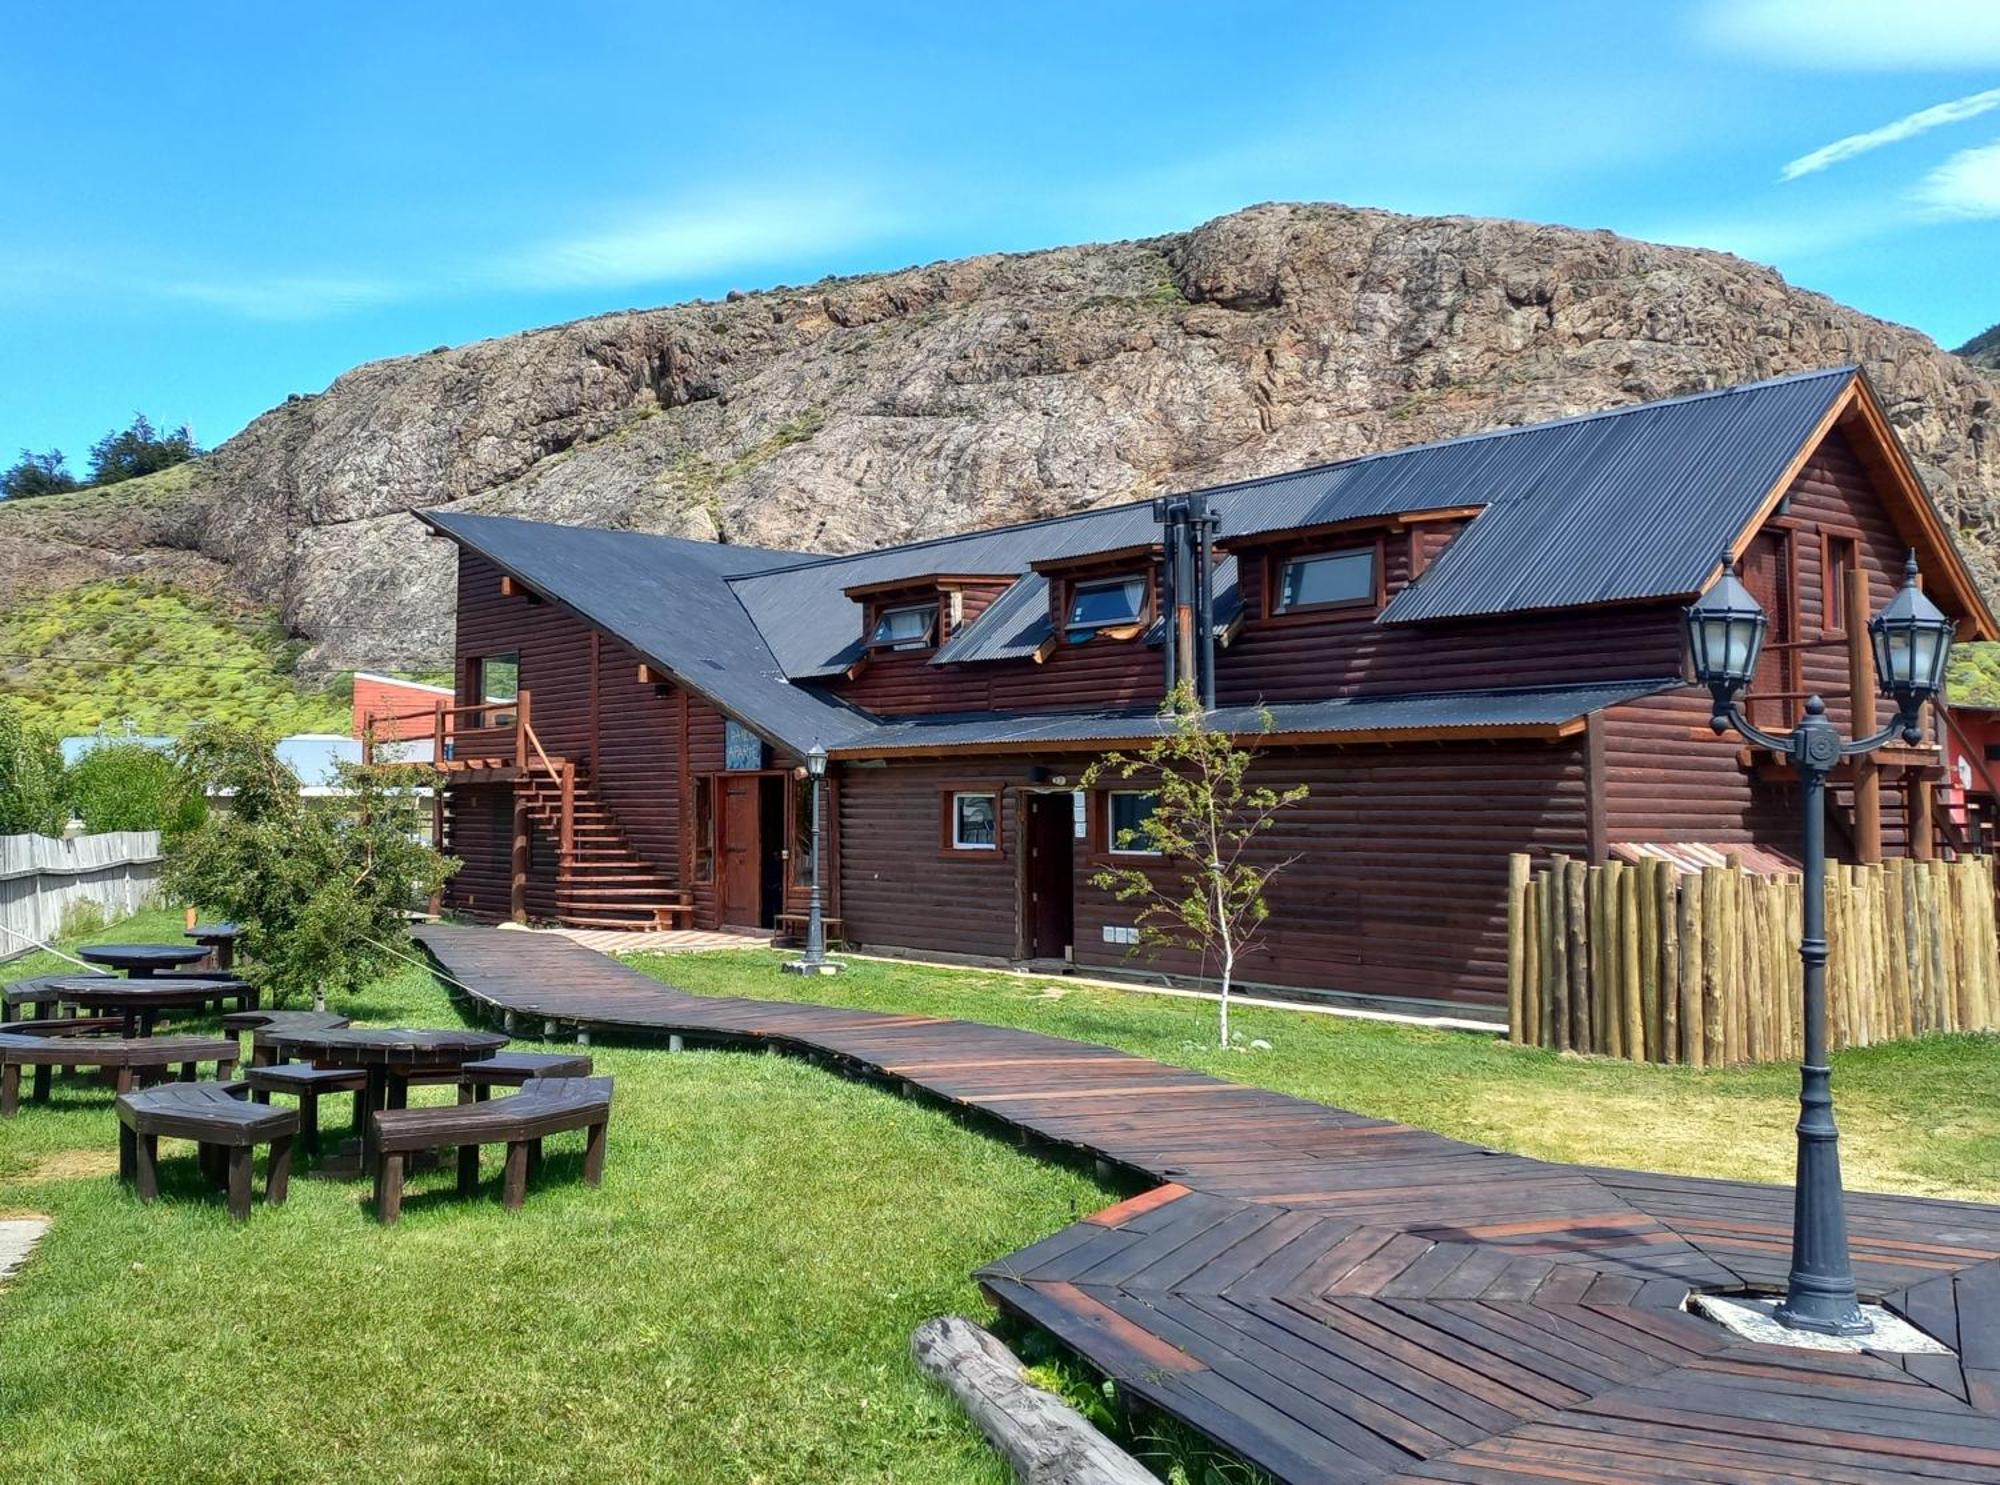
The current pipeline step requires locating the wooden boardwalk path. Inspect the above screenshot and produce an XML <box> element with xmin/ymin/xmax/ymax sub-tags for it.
<box><xmin>414</xmin><ymin>923</ymin><xmax>2000</xmax><ymax>1483</ymax></box>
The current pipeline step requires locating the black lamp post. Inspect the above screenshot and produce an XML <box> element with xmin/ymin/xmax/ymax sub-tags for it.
<box><xmin>783</xmin><ymin>742</ymin><xmax>841</xmax><ymax>976</ymax></box>
<box><xmin>1686</xmin><ymin>550</ymin><xmax>1955</xmax><ymax>1334</ymax></box>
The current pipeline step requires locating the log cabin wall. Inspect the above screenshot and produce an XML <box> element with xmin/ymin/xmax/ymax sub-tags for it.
<box><xmin>1597</xmin><ymin>427</ymin><xmax>1922</xmax><ymax>856</ymax></box>
<box><xmin>835</xmin><ymin>736</ymin><xmax>1590</xmax><ymax>1006</ymax></box>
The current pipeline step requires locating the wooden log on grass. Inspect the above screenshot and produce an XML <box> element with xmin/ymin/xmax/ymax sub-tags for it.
<box><xmin>911</xmin><ymin>1316</ymin><xmax>1155</xmax><ymax>1485</ymax></box>
<box><xmin>1507</xmin><ymin>854</ymin><xmax>1529</xmax><ymax>1044</ymax></box>
<box><xmin>1565</xmin><ymin>858</ymin><xmax>1590</xmax><ymax>1052</ymax></box>
<box><xmin>1659</xmin><ymin>862</ymin><xmax>1680</xmax><ymax>1063</ymax></box>
<box><xmin>1618</xmin><ymin>861</ymin><xmax>1643</xmax><ymax>1061</ymax></box>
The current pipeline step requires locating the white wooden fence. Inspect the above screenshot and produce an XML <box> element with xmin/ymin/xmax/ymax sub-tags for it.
<box><xmin>0</xmin><ymin>831</ymin><xmax>163</xmax><ymax>961</ymax></box>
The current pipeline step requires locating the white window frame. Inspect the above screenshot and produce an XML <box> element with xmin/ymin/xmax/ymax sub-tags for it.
<box><xmin>1106</xmin><ymin>789</ymin><xmax>1163</xmax><ymax>856</ymax></box>
<box><xmin>1065</xmin><ymin>576</ymin><xmax>1147</xmax><ymax>635</ymax></box>
<box><xmin>1277</xmin><ymin>547</ymin><xmax>1376</xmax><ymax>613</ymax></box>
<box><xmin>951</xmin><ymin>790</ymin><xmax>999</xmax><ymax>851</ymax></box>
<box><xmin>870</xmin><ymin>602</ymin><xmax>939</xmax><ymax>651</ymax></box>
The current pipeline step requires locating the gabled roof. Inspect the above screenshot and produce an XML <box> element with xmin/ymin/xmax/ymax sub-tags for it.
<box><xmin>416</xmin><ymin>511</ymin><xmax>881</xmax><ymax>749</ymax></box>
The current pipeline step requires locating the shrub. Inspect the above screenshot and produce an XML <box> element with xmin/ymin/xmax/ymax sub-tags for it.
<box><xmin>66</xmin><ymin>742</ymin><xmax>202</xmax><ymax>833</ymax></box>
<box><xmin>0</xmin><ymin>699</ymin><xmax>67</xmax><ymax>834</ymax></box>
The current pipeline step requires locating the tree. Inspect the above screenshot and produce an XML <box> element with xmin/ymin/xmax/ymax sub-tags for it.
<box><xmin>67</xmin><ymin>742</ymin><xmax>203</xmax><ymax>833</ymax></box>
<box><xmin>162</xmin><ymin>724</ymin><xmax>457</xmax><ymax>1008</ymax></box>
<box><xmin>87</xmin><ymin>413</ymin><xmax>197</xmax><ymax>487</ymax></box>
<box><xmin>0</xmin><ymin>699</ymin><xmax>69</xmax><ymax>834</ymax></box>
<box><xmin>1</xmin><ymin>448</ymin><xmax>79</xmax><ymax>499</ymax></box>
<box><xmin>1081</xmin><ymin>684</ymin><xmax>1309</xmax><ymax>1049</ymax></box>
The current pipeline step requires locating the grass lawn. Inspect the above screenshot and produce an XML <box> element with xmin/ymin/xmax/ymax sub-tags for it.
<box><xmin>637</xmin><ymin>949</ymin><xmax>2000</xmax><ymax>1205</ymax></box>
<box><xmin>4</xmin><ymin>913</ymin><xmax>1998</xmax><ymax>1482</ymax></box>
<box><xmin>0</xmin><ymin>913</ymin><xmax>1109</xmax><ymax>1481</ymax></box>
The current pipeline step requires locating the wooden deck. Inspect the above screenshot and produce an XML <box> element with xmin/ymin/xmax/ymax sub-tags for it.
<box><xmin>413</xmin><ymin>923</ymin><xmax>2000</xmax><ymax>1483</ymax></box>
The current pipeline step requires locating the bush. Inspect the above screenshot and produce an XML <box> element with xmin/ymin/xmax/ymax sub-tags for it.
<box><xmin>0</xmin><ymin>699</ymin><xmax>67</xmax><ymax>834</ymax></box>
<box><xmin>1</xmin><ymin>448</ymin><xmax>79</xmax><ymax>499</ymax></box>
<box><xmin>66</xmin><ymin>742</ymin><xmax>202</xmax><ymax>833</ymax></box>
<box><xmin>87</xmin><ymin>413</ymin><xmax>198</xmax><ymax>486</ymax></box>
<box><xmin>162</xmin><ymin>725</ymin><xmax>456</xmax><ymax>1007</ymax></box>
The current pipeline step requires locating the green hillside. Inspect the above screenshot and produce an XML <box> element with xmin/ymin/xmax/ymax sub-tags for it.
<box><xmin>0</xmin><ymin>577</ymin><xmax>348</xmax><ymax>737</ymax></box>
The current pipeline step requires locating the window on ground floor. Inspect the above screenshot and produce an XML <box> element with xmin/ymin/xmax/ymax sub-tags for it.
<box><xmin>1107</xmin><ymin>789</ymin><xmax>1162</xmax><ymax>855</ymax></box>
<box><xmin>949</xmin><ymin>790</ymin><xmax>999</xmax><ymax>851</ymax></box>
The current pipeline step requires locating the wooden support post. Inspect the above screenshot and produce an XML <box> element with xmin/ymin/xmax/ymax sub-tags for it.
<box><xmin>1618</xmin><ymin>862</ymin><xmax>1643</xmax><ymax>1061</ymax></box>
<box><xmin>511</xmin><ymin>791</ymin><xmax>530</xmax><ymax>925</ymax></box>
<box><xmin>560</xmin><ymin>761</ymin><xmax>575</xmax><ymax>862</ymax></box>
<box><xmin>1911</xmin><ymin>772</ymin><xmax>1937</xmax><ymax>861</ymax></box>
<box><xmin>1564</xmin><ymin>859</ymin><xmax>1589</xmax><ymax>1052</ymax></box>
<box><xmin>1847</xmin><ymin>567</ymin><xmax>1882</xmax><ymax>862</ymax></box>
<box><xmin>1506</xmin><ymin>854</ymin><xmax>1529</xmax><ymax>1044</ymax></box>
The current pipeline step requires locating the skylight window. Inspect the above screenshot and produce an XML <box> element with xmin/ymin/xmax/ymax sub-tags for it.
<box><xmin>1278</xmin><ymin>548</ymin><xmax>1376</xmax><ymax>613</ymax></box>
<box><xmin>1065</xmin><ymin>577</ymin><xmax>1146</xmax><ymax>640</ymax></box>
<box><xmin>869</xmin><ymin>602</ymin><xmax>938</xmax><ymax>651</ymax></box>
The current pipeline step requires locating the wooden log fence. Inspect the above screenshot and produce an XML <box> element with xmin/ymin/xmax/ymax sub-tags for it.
<box><xmin>1506</xmin><ymin>852</ymin><xmax>2000</xmax><ymax>1064</ymax></box>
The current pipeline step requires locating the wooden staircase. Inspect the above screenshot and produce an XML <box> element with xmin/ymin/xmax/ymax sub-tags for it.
<box><xmin>518</xmin><ymin>766</ymin><xmax>690</xmax><ymax>930</ymax></box>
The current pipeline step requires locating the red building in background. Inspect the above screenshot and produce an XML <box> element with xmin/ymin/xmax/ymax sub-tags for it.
<box><xmin>352</xmin><ymin>673</ymin><xmax>454</xmax><ymax>752</ymax></box>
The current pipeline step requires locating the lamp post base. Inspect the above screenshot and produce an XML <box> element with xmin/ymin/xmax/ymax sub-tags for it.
<box><xmin>782</xmin><ymin>959</ymin><xmax>844</xmax><ymax>976</ymax></box>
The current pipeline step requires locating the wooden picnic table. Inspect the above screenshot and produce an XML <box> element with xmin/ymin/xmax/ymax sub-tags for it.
<box><xmin>184</xmin><ymin>922</ymin><xmax>245</xmax><ymax>971</ymax></box>
<box><xmin>47</xmin><ymin>975</ymin><xmax>253</xmax><ymax>1038</ymax></box>
<box><xmin>78</xmin><ymin>943</ymin><xmax>211</xmax><ymax>978</ymax></box>
<box><xmin>260</xmin><ymin>1026</ymin><xmax>509</xmax><ymax>1169</ymax></box>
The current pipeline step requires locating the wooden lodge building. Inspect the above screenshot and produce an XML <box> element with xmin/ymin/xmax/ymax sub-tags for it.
<box><xmin>408</xmin><ymin>368</ymin><xmax>1996</xmax><ymax>1012</ymax></box>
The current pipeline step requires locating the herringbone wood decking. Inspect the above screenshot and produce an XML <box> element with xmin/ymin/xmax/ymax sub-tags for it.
<box><xmin>414</xmin><ymin>923</ymin><xmax>2000</xmax><ymax>1484</ymax></box>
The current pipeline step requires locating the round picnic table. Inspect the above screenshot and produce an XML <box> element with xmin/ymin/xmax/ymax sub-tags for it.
<box><xmin>78</xmin><ymin>943</ymin><xmax>211</xmax><ymax>978</ymax></box>
<box><xmin>261</xmin><ymin>1026</ymin><xmax>509</xmax><ymax>1169</ymax></box>
<box><xmin>47</xmin><ymin>975</ymin><xmax>249</xmax><ymax>1038</ymax></box>
<box><xmin>184</xmin><ymin>922</ymin><xmax>245</xmax><ymax>971</ymax></box>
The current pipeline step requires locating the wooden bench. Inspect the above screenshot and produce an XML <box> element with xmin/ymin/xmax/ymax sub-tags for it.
<box><xmin>407</xmin><ymin>1049</ymin><xmax>596</xmax><ymax>1101</ymax></box>
<box><xmin>116</xmin><ymin>1081</ymin><xmax>297</xmax><ymax>1220</ymax></box>
<box><xmin>371</xmin><ymin>1075</ymin><xmax>612</xmax><ymax>1224</ymax></box>
<box><xmin>219</xmin><ymin>1009</ymin><xmax>353</xmax><ymax>1067</ymax></box>
<box><xmin>0</xmin><ymin>1031</ymin><xmax>239</xmax><ymax>1116</ymax></box>
<box><xmin>773</xmin><ymin>912</ymin><xmax>844</xmax><ymax>949</ymax></box>
<box><xmin>244</xmin><ymin>1061</ymin><xmax>367</xmax><ymax>1154</ymax></box>
<box><xmin>3</xmin><ymin>972</ymin><xmax>117</xmax><ymax>1022</ymax></box>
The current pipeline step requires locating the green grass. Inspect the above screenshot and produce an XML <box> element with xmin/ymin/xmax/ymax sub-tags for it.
<box><xmin>0</xmin><ymin>577</ymin><xmax>349</xmax><ymax>737</ymax></box>
<box><xmin>0</xmin><ymin>915</ymin><xmax>1109</xmax><ymax>1481</ymax></box>
<box><xmin>634</xmin><ymin>950</ymin><xmax>2000</xmax><ymax>1205</ymax></box>
<box><xmin>6</xmin><ymin>915</ymin><xmax>1998</xmax><ymax>1481</ymax></box>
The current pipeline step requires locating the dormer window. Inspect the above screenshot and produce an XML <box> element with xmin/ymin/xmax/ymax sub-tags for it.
<box><xmin>870</xmin><ymin>602</ymin><xmax>938</xmax><ymax>652</ymax></box>
<box><xmin>1278</xmin><ymin>547</ymin><xmax>1376</xmax><ymax>613</ymax></box>
<box><xmin>1066</xmin><ymin>576</ymin><xmax>1147</xmax><ymax>641</ymax></box>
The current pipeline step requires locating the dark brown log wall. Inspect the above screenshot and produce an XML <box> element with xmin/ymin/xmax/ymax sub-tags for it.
<box><xmin>835</xmin><ymin>737</ymin><xmax>1590</xmax><ymax>1005</ymax></box>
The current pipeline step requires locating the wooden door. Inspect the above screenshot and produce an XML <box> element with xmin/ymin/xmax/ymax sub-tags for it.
<box><xmin>720</xmin><ymin>776</ymin><xmax>761</xmax><ymax>926</ymax></box>
<box><xmin>1023</xmin><ymin>793</ymin><xmax>1075</xmax><ymax>960</ymax></box>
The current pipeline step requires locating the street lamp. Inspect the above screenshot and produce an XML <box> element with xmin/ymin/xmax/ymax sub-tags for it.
<box><xmin>1687</xmin><ymin>550</ymin><xmax>1955</xmax><ymax>1335</ymax></box>
<box><xmin>783</xmin><ymin>742</ymin><xmax>842</xmax><ymax>976</ymax></box>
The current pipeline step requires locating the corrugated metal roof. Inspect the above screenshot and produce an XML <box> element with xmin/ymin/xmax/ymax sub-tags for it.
<box><xmin>830</xmin><ymin>679</ymin><xmax>1679</xmax><ymax>756</ymax></box>
<box><xmin>1379</xmin><ymin>367</ymin><xmax>1855</xmax><ymax>623</ymax></box>
<box><xmin>728</xmin><ymin>454</ymin><xmax>1468</xmax><ymax>679</ymax></box>
<box><xmin>418</xmin><ymin>511</ymin><xmax>883</xmax><ymax>750</ymax></box>
<box><xmin>931</xmin><ymin>558</ymin><xmax>1243</xmax><ymax>666</ymax></box>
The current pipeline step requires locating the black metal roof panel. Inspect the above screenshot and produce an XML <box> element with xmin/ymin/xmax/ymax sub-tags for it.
<box><xmin>1378</xmin><ymin>367</ymin><xmax>1855</xmax><ymax>624</ymax></box>
<box><xmin>829</xmin><ymin>678</ymin><xmax>1679</xmax><ymax>756</ymax></box>
<box><xmin>417</xmin><ymin>511</ymin><xmax>882</xmax><ymax>750</ymax></box>
<box><xmin>728</xmin><ymin>457</ymin><xmax>1466</xmax><ymax>679</ymax></box>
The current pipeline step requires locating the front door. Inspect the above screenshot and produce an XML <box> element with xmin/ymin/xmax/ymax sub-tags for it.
<box><xmin>1023</xmin><ymin>792</ymin><xmax>1075</xmax><ymax>961</ymax></box>
<box><xmin>720</xmin><ymin>775</ymin><xmax>762</xmax><ymax>927</ymax></box>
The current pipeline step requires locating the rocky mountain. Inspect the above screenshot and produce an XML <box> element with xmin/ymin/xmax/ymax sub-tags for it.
<box><xmin>4</xmin><ymin>202</ymin><xmax>1997</xmax><ymax>674</ymax></box>
<box><xmin>1962</xmin><ymin>323</ymin><xmax>2000</xmax><ymax>374</ymax></box>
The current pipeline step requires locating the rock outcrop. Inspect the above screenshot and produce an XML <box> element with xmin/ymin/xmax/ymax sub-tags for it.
<box><xmin>5</xmin><ymin>202</ymin><xmax>1996</xmax><ymax>671</ymax></box>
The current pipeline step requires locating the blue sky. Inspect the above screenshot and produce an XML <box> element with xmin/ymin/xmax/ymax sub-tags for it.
<box><xmin>4</xmin><ymin>0</ymin><xmax>1999</xmax><ymax>469</ymax></box>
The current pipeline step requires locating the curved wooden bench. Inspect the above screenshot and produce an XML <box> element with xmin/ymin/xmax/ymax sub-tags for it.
<box><xmin>116</xmin><ymin>1081</ymin><xmax>297</xmax><ymax>1219</ymax></box>
<box><xmin>0</xmin><ymin>1032</ymin><xmax>238</xmax><ymax>1116</ymax></box>
<box><xmin>3</xmin><ymin>972</ymin><xmax>117</xmax><ymax>1023</ymax></box>
<box><xmin>219</xmin><ymin>1009</ymin><xmax>353</xmax><ymax>1067</ymax></box>
<box><xmin>244</xmin><ymin>1061</ymin><xmax>367</xmax><ymax>1155</ymax></box>
<box><xmin>371</xmin><ymin>1075</ymin><xmax>612</xmax><ymax>1224</ymax></box>
<box><xmin>406</xmin><ymin>1049</ymin><xmax>596</xmax><ymax>1101</ymax></box>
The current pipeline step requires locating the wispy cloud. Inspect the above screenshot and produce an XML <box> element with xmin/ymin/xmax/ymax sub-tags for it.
<box><xmin>490</xmin><ymin>190</ymin><xmax>899</xmax><ymax>292</ymax></box>
<box><xmin>1915</xmin><ymin>137</ymin><xmax>2000</xmax><ymax>217</ymax></box>
<box><xmin>1782</xmin><ymin>88</ymin><xmax>2000</xmax><ymax>180</ymax></box>
<box><xmin>158</xmin><ymin>273</ymin><xmax>404</xmax><ymax>321</ymax></box>
<box><xmin>1702</xmin><ymin>0</ymin><xmax>2000</xmax><ymax>69</ymax></box>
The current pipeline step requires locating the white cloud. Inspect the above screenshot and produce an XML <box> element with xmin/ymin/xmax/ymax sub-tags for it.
<box><xmin>1782</xmin><ymin>88</ymin><xmax>2000</xmax><ymax>179</ymax></box>
<box><xmin>492</xmin><ymin>191</ymin><xmax>898</xmax><ymax>292</ymax></box>
<box><xmin>1702</xmin><ymin>0</ymin><xmax>2000</xmax><ymax>69</ymax></box>
<box><xmin>158</xmin><ymin>273</ymin><xmax>403</xmax><ymax>320</ymax></box>
<box><xmin>1915</xmin><ymin>136</ymin><xmax>2000</xmax><ymax>216</ymax></box>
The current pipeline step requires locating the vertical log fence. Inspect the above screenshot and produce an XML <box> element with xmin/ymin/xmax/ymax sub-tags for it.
<box><xmin>1506</xmin><ymin>852</ymin><xmax>2000</xmax><ymax>1064</ymax></box>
